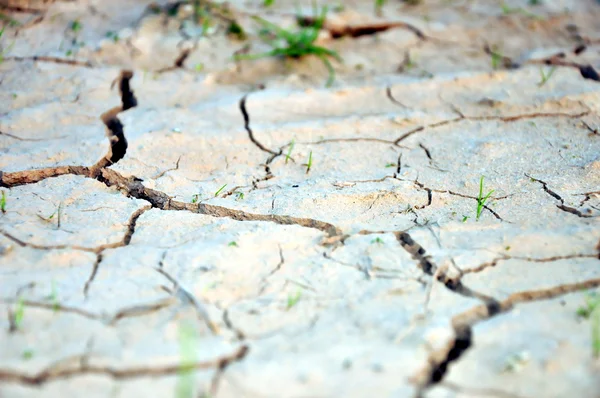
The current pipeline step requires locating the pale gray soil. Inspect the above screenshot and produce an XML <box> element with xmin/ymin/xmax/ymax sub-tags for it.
<box><xmin>1</xmin><ymin>0</ymin><xmax>600</xmax><ymax>397</ymax></box>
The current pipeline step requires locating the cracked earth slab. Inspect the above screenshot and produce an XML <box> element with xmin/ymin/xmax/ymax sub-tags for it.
<box><xmin>1</xmin><ymin>0</ymin><xmax>600</xmax><ymax>397</ymax></box>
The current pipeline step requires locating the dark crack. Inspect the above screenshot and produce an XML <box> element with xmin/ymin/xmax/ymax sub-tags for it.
<box><xmin>526</xmin><ymin>174</ymin><xmax>596</xmax><ymax>218</ymax></box>
<box><xmin>4</xmin><ymin>56</ymin><xmax>93</xmax><ymax>68</ymax></box>
<box><xmin>239</xmin><ymin>95</ymin><xmax>281</xmax><ymax>156</ymax></box>
<box><xmin>395</xmin><ymin>109</ymin><xmax>590</xmax><ymax>144</ymax></box>
<box><xmin>416</xmin><ymin>278</ymin><xmax>600</xmax><ymax>395</ymax></box>
<box><xmin>0</xmin><ymin>345</ymin><xmax>249</xmax><ymax>385</ymax></box>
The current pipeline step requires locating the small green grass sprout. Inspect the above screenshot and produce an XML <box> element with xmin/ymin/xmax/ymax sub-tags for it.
<box><xmin>191</xmin><ymin>194</ymin><xmax>201</xmax><ymax>204</ymax></box>
<box><xmin>476</xmin><ymin>176</ymin><xmax>494</xmax><ymax>221</ymax></box>
<box><xmin>286</xmin><ymin>290</ymin><xmax>302</xmax><ymax>310</ymax></box>
<box><xmin>233</xmin><ymin>6</ymin><xmax>341</xmax><ymax>87</ymax></box>
<box><xmin>177</xmin><ymin>322</ymin><xmax>197</xmax><ymax>398</ymax></box>
<box><xmin>13</xmin><ymin>297</ymin><xmax>25</xmax><ymax>331</ymax></box>
<box><xmin>576</xmin><ymin>292</ymin><xmax>600</xmax><ymax>319</ymax></box>
<box><xmin>1</xmin><ymin>190</ymin><xmax>6</xmax><ymax>213</ymax></box>
<box><xmin>371</xmin><ymin>237</ymin><xmax>384</xmax><ymax>245</ymax></box>
<box><xmin>303</xmin><ymin>151</ymin><xmax>313</xmax><ymax>174</ymax></box>
<box><xmin>71</xmin><ymin>20</ymin><xmax>82</xmax><ymax>34</ymax></box>
<box><xmin>264</xmin><ymin>0</ymin><xmax>275</xmax><ymax>7</ymax></box>
<box><xmin>228</xmin><ymin>241</ymin><xmax>238</xmax><ymax>247</ymax></box>
<box><xmin>538</xmin><ymin>66</ymin><xmax>556</xmax><ymax>87</ymax></box>
<box><xmin>375</xmin><ymin>0</ymin><xmax>386</xmax><ymax>15</ymax></box>
<box><xmin>50</xmin><ymin>281</ymin><xmax>59</xmax><ymax>312</ymax></box>
<box><xmin>214</xmin><ymin>184</ymin><xmax>227</xmax><ymax>197</ymax></box>
<box><xmin>285</xmin><ymin>139</ymin><xmax>295</xmax><ymax>164</ymax></box>
<box><xmin>576</xmin><ymin>291</ymin><xmax>600</xmax><ymax>357</ymax></box>
<box><xmin>22</xmin><ymin>349</ymin><xmax>34</xmax><ymax>360</ymax></box>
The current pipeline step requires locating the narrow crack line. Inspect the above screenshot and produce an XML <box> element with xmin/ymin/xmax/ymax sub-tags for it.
<box><xmin>209</xmin><ymin>344</ymin><xmax>250</xmax><ymax>397</ymax></box>
<box><xmin>100</xmin><ymin>168</ymin><xmax>344</xmax><ymax>237</ymax></box>
<box><xmin>258</xmin><ymin>245</ymin><xmax>285</xmax><ymax>295</ymax></box>
<box><xmin>526</xmin><ymin>174</ymin><xmax>597</xmax><ymax>218</ymax></box>
<box><xmin>239</xmin><ymin>95</ymin><xmax>281</xmax><ymax>156</ymax></box>
<box><xmin>222</xmin><ymin>308</ymin><xmax>245</xmax><ymax>340</ymax></box>
<box><xmin>155</xmin><ymin>267</ymin><xmax>218</xmax><ymax>334</ymax></box>
<box><xmin>0</xmin><ymin>299</ymin><xmax>99</xmax><ymax>321</ymax></box>
<box><xmin>386</xmin><ymin>86</ymin><xmax>409</xmax><ymax>109</ymax></box>
<box><xmin>151</xmin><ymin>156</ymin><xmax>182</xmax><ymax>180</ymax></box>
<box><xmin>556</xmin><ymin>204</ymin><xmax>596</xmax><ymax>218</ymax></box>
<box><xmin>407</xmin><ymin>178</ymin><xmax>507</xmax><ymax>219</ymax></box>
<box><xmin>462</xmin><ymin>253</ymin><xmax>598</xmax><ymax>276</ymax></box>
<box><xmin>418</xmin><ymin>143</ymin><xmax>432</xmax><ymax>160</ymax></box>
<box><xmin>83</xmin><ymin>253</ymin><xmax>103</xmax><ymax>298</ymax></box>
<box><xmin>1</xmin><ymin>205</ymin><xmax>151</xmax><ymax>255</ymax></box>
<box><xmin>440</xmin><ymin>381</ymin><xmax>530</xmax><ymax>398</ymax></box>
<box><xmin>393</xmin><ymin>232</ymin><xmax>499</xmax><ymax>306</ymax></box>
<box><xmin>266</xmin><ymin>245</ymin><xmax>285</xmax><ymax>279</ymax></box>
<box><xmin>0</xmin><ymin>345</ymin><xmax>249</xmax><ymax>385</ymax></box>
<box><xmin>525</xmin><ymin>174</ymin><xmax>563</xmax><ymax>203</ymax></box>
<box><xmin>157</xmin><ymin>48</ymin><xmax>192</xmax><ymax>73</ymax></box>
<box><xmin>413</xmin><ymin>180</ymin><xmax>433</xmax><ymax>210</ymax></box>
<box><xmin>0</xmin><ymin>130</ymin><xmax>64</xmax><ymax>141</ymax></box>
<box><xmin>4</xmin><ymin>56</ymin><xmax>94</xmax><ymax>68</ymax></box>
<box><xmin>394</xmin><ymin>109</ymin><xmax>589</xmax><ymax>144</ymax></box>
<box><xmin>415</xmin><ymin>277</ymin><xmax>600</xmax><ymax>395</ymax></box>
<box><xmin>576</xmin><ymin>190</ymin><xmax>600</xmax><ymax>207</ymax></box>
<box><xmin>108</xmin><ymin>298</ymin><xmax>176</xmax><ymax>325</ymax></box>
<box><xmin>302</xmin><ymin>137</ymin><xmax>398</xmax><ymax>146</ymax></box>
<box><xmin>122</xmin><ymin>206</ymin><xmax>151</xmax><ymax>246</ymax></box>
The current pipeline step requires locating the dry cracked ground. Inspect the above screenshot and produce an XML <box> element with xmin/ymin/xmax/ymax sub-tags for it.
<box><xmin>1</xmin><ymin>0</ymin><xmax>600</xmax><ymax>397</ymax></box>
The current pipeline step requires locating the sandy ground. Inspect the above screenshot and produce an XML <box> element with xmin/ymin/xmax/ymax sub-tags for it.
<box><xmin>1</xmin><ymin>0</ymin><xmax>600</xmax><ymax>397</ymax></box>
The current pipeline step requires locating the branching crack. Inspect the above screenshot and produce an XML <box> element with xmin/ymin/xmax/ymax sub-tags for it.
<box><xmin>394</xmin><ymin>109</ymin><xmax>589</xmax><ymax>144</ymax></box>
<box><xmin>526</xmin><ymin>174</ymin><xmax>596</xmax><ymax>218</ymax></box>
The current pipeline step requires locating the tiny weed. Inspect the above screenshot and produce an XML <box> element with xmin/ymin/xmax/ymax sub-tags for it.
<box><xmin>285</xmin><ymin>139</ymin><xmax>295</xmax><ymax>164</ymax></box>
<box><xmin>375</xmin><ymin>0</ymin><xmax>386</xmax><ymax>15</ymax></box>
<box><xmin>576</xmin><ymin>292</ymin><xmax>600</xmax><ymax>319</ymax></box>
<box><xmin>50</xmin><ymin>281</ymin><xmax>59</xmax><ymax>312</ymax></box>
<box><xmin>105</xmin><ymin>31</ymin><xmax>119</xmax><ymax>42</ymax></box>
<box><xmin>576</xmin><ymin>292</ymin><xmax>600</xmax><ymax>357</ymax></box>
<box><xmin>0</xmin><ymin>12</ymin><xmax>20</xmax><ymax>27</ymax></box>
<box><xmin>304</xmin><ymin>151</ymin><xmax>313</xmax><ymax>174</ymax></box>
<box><xmin>22</xmin><ymin>349</ymin><xmax>34</xmax><ymax>360</ymax></box>
<box><xmin>228</xmin><ymin>241</ymin><xmax>238</xmax><ymax>247</ymax></box>
<box><xmin>371</xmin><ymin>237</ymin><xmax>384</xmax><ymax>245</ymax></box>
<box><xmin>537</xmin><ymin>66</ymin><xmax>556</xmax><ymax>87</ymax></box>
<box><xmin>233</xmin><ymin>6</ymin><xmax>341</xmax><ymax>87</ymax></box>
<box><xmin>235</xmin><ymin>192</ymin><xmax>245</xmax><ymax>200</ymax></box>
<box><xmin>71</xmin><ymin>20</ymin><xmax>82</xmax><ymax>34</ymax></box>
<box><xmin>264</xmin><ymin>0</ymin><xmax>275</xmax><ymax>7</ymax></box>
<box><xmin>475</xmin><ymin>176</ymin><xmax>494</xmax><ymax>221</ymax></box>
<box><xmin>505</xmin><ymin>246</ymin><xmax>511</xmax><ymax>251</ymax></box>
<box><xmin>385</xmin><ymin>162</ymin><xmax>395</xmax><ymax>168</ymax></box>
<box><xmin>14</xmin><ymin>297</ymin><xmax>25</xmax><ymax>330</ymax></box>
<box><xmin>1</xmin><ymin>190</ymin><xmax>6</xmax><ymax>213</ymax></box>
<box><xmin>177</xmin><ymin>322</ymin><xmax>197</xmax><ymax>398</ymax></box>
<box><xmin>227</xmin><ymin>21</ymin><xmax>247</xmax><ymax>40</ymax></box>
<box><xmin>191</xmin><ymin>194</ymin><xmax>201</xmax><ymax>204</ymax></box>
<box><xmin>503</xmin><ymin>351</ymin><xmax>530</xmax><ymax>373</ymax></box>
<box><xmin>0</xmin><ymin>26</ymin><xmax>16</xmax><ymax>64</ymax></box>
<box><xmin>286</xmin><ymin>290</ymin><xmax>302</xmax><ymax>310</ymax></box>
<box><xmin>462</xmin><ymin>215</ymin><xmax>469</xmax><ymax>223</ymax></box>
<box><xmin>194</xmin><ymin>63</ymin><xmax>204</xmax><ymax>72</ymax></box>
<box><xmin>490</xmin><ymin>49</ymin><xmax>502</xmax><ymax>69</ymax></box>
<box><xmin>214</xmin><ymin>184</ymin><xmax>227</xmax><ymax>197</ymax></box>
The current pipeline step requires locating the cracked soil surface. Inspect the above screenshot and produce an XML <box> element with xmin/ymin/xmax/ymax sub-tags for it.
<box><xmin>1</xmin><ymin>0</ymin><xmax>600</xmax><ymax>397</ymax></box>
